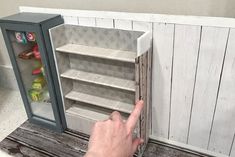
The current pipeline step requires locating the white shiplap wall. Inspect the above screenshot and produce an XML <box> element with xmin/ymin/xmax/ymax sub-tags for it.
<box><xmin>170</xmin><ymin>25</ymin><xmax>201</xmax><ymax>143</ymax></box>
<box><xmin>19</xmin><ymin>6</ymin><xmax>235</xmax><ymax>157</ymax></box>
<box><xmin>152</xmin><ymin>23</ymin><xmax>174</xmax><ymax>139</ymax></box>
<box><xmin>188</xmin><ymin>27</ymin><xmax>229</xmax><ymax>148</ymax></box>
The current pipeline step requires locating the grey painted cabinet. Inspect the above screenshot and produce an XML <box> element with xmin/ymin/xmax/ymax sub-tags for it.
<box><xmin>0</xmin><ymin>13</ymin><xmax>66</xmax><ymax>132</ymax></box>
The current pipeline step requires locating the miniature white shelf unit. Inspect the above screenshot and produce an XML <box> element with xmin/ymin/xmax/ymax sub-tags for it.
<box><xmin>50</xmin><ymin>24</ymin><xmax>152</xmax><ymax>155</ymax></box>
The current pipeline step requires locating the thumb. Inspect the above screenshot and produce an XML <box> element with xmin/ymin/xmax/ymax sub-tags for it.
<box><xmin>132</xmin><ymin>138</ymin><xmax>144</xmax><ymax>154</ymax></box>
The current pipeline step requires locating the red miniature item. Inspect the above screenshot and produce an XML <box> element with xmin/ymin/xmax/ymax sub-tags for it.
<box><xmin>26</xmin><ymin>32</ymin><xmax>36</xmax><ymax>42</ymax></box>
<box><xmin>33</xmin><ymin>44</ymin><xmax>41</xmax><ymax>59</ymax></box>
<box><xmin>32</xmin><ymin>67</ymin><xmax>42</xmax><ymax>75</ymax></box>
<box><xmin>18</xmin><ymin>49</ymin><xmax>34</xmax><ymax>59</ymax></box>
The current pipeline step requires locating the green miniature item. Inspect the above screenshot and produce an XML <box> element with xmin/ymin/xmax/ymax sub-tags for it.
<box><xmin>32</xmin><ymin>77</ymin><xmax>46</xmax><ymax>90</ymax></box>
<box><xmin>28</xmin><ymin>89</ymin><xmax>43</xmax><ymax>101</ymax></box>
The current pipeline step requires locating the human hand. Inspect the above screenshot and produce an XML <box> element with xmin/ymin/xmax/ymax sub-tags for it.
<box><xmin>84</xmin><ymin>100</ymin><xmax>144</xmax><ymax>157</ymax></box>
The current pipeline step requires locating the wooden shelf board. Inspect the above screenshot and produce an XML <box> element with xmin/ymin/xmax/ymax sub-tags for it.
<box><xmin>56</xmin><ymin>44</ymin><xmax>136</xmax><ymax>63</ymax></box>
<box><xmin>65</xmin><ymin>91</ymin><xmax>133</xmax><ymax>114</ymax></box>
<box><xmin>66</xmin><ymin>105</ymin><xmax>109</xmax><ymax>121</ymax></box>
<box><xmin>61</xmin><ymin>69</ymin><xmax>135</xmax><ymax>92</ymax></box>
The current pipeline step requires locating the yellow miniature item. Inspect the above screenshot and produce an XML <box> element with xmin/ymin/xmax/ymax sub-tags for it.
<box><xmin>29</xmin><ymin>89</ymin><xmax>43</xmax><ymax>101</ymax></box>
<box><xmin>32</xmin><ymin>77</ymin><xmax>46</xmax><ymax>90</ymax></box>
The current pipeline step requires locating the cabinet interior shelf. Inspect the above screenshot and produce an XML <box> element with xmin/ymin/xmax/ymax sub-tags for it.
<box><xmin>65</xmin><ymin>91</ymin><xmax>133</xmax><ymax>114</ymax></box>
<box><xmin>61</xmin><ymin>69</ymin><xmax>136</xmax><ymax>92</ymax></box>
<box><xmin>66</xmin><ymin>105</ymin><xmax>109</xmax><ymax>122</ymax></box>
<box><xmin>56</xmin><ymin>44</ymin><xmax>136</xmax><ymax>63</ymax></box>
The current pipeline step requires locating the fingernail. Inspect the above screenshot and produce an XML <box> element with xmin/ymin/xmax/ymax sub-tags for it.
<box><xmin>140</xmin><ymin>139</ymin><xmax>144</xmax><ymax>143</ymax></box>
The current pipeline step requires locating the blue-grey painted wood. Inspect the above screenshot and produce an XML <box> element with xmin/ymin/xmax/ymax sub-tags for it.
<box><xmin>0</xmin><ymin>13</ymin><xmax>65</xmax><ymax>132</ymax></box>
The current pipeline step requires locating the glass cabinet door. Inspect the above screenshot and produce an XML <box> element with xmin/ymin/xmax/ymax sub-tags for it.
<box><xmin>7</xmin><ymin>30</ymin><xmax>55</xmax><ymax>121</ymax></box>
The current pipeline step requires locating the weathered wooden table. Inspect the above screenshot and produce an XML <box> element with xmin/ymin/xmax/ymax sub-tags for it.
<box><xmin>0</xmin><ymin>121</ymin><xmax>206</xmax><ymax>157</ymax></box>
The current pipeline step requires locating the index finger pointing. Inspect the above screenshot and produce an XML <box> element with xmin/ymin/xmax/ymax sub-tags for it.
<box><xmin>126</xmin><ymin>100</ymin><xmax>144</xmax><ymax>133</ymax></box>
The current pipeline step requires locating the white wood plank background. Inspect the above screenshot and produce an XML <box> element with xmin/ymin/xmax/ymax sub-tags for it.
<box><xmin>20</xmin><ymin>6</ymin><xmax>235</xmax><ymax>28</ymax></box>
<box><xmin>133</xmin><ymin>21</ymin><xmax>153</xmax><ymax>33</ymax></box>
<box><xmin>169</xmin><ymin>25</ymin><xmax>201</xmax><ymax>143</ymax></box>
<box><xmin>96</xmin><ymin>18</ymin><xmax>114</xmax><ymax>28</ymax></box>
<box><xmin>208</xmin><ymin>28</ymin><xmax>235</xmax><ymax>156</ymax></box>
<box><xmin>187</xmin><ymin>27</ymin><xmax>229</xmax><ymax>149</ymax></box>
<box><xmin>231</xmin><ymin>141</ymin><xmax>235</xmax><ymax>157</ymax></box>
<box><xmin>19</xmin><ymin>7</ymin><xmax>235</xmax><ymax>157</ymax></box>
<box><xmin>114</xmin><ymin>19</ymin><xmax>132</xmax><ymax>30</ymax></box>
<box><xmin>78</xmin><ymin>17</ymin><xmax>96</xmax><ymax>26</ymax></box>
<box><xmin>63</xmin><ymin>16</ymin><xmax>79</xmax><ymax>25</ymax></box>
<box><xmin>152</xmin><ymin>23</ymin><xmax>174</xmax><ymax>139</ymax></box>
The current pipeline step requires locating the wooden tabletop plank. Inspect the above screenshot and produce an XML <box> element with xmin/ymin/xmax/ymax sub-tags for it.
<box><xmin>0</xmin><ymin>121</ymin><xmax>207</xmax><ymax>157</ymax></box>
<box><xmin>0</xmin><ymin>138</ymin><xmax>52</xmax><ymax>157</ymax></box>
<box><xmin>8</xmin><ymin>122</ymin><xmax>87</xmax><ymax>157</ymax></box>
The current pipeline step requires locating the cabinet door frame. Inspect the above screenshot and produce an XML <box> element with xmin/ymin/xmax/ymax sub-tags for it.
<box><xmin>1</xmin><ymin>23</ymin><xmax>64</xmax><ymax>132</ymax></box>
<box><xmin>42</xmin><ymin>20</ymin><xmax>67</xmax><ymax>131</ymax></box>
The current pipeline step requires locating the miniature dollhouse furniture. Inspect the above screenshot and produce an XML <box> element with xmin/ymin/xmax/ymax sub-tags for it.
<box><xmin>0</xmin><ymin>13</ymin><xmax>66</xmax><ymax>132</ymax></box>
<box><xmin>0</xmin><ymin>13</ymin><xmax>152</xmax><ymax>156</ymax></box>
<box><xmin>50</xmin><ymin>24</ymin><xmax>152</xmax><ymax>155</ymax></box>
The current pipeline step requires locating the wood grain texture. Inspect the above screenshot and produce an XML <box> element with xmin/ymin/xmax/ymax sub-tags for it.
<box><xmin>188</xmin><ymin>27</ymin><xmax>229</xmax><ymax>149</ymax></box>
<box><xmin>135</xmin><ymin>57</ymin><xmax>140</xmax><ymax>103</ymax></box>
<box><xmin>139</xmin><ymin>54</ymin><xmax>146</xmax><ymax>154</ymax></box>
<box><xmin>136</xmin><ymin>52</ymin><xmax>151</xmax><ymax>155</ymax></box>
<box><xmin>143</xmin><ymin>142</ymin><xmax>201</xmax><ymax>157</ymax></box>
<box><xmin>96</xmin><ymin>18</ymin><xmax>114</xmax><ymax>28</ymax></box>
<box><xmin>146</xmin><ymin>49</ymin><xmax>153</xmax><ymax>145</ymax></box>
<box><xmin>78</xmin><ymin>17</ymin><xmax>96</xmax><ymax>26</ymax></box>
<box><xmin>0</xmin><ymin>121</ymin><xmax>205</xmax><ymax>157</ymax></box>
<box><xmin>169</xmin><ymin>25</ymin><xmax>201</xmax><ymax>143</ymax></box>
<box><xmin>8</xmin><ymin>122</ymin><xmax>87</xmax><ymax>157</ymax></box>
<box><xmin>114</xmin><ymin>19</ymin><xmax>132</xmax><ymax>30</ymax></box>
<box><xmin>208</xmin><ymin>29</ymin><xmax>235</xmax><ymax>155</ymax></box>
<box><xmin>152</xmin><ymin>23</ymin><xmax>174</xmax><ymax>138</ymax></box>
<box><xmin>0</xmin><ymin>138</ymin><xmax>51</xmax><ymax>157</ymax></box>
<box><xmin>135</xmin><ymin>57</ymin><xmax>141</xmax><ymax>153</ymax></box>
<box><xmin>135</xmin><ymin>52</ymin><xmax>150</xmax><ymax>155</ymax></box>
<box><xmin>144</xmin><ymin>53</ymin><xmax>149</xmax><ymax>144</ymax></box>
